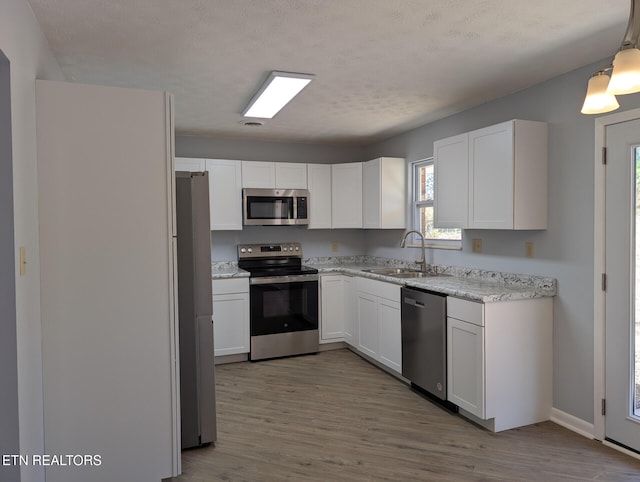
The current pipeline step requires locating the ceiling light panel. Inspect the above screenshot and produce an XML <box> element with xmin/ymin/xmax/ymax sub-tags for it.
<box><xmin>243</xmin><ymin>71</ymin><xmax>314</xmax><ymax>119</ymax></box>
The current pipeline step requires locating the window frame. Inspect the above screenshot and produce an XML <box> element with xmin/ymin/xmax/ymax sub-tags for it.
<box><xmin>408</xmin><ymin>158</ymin><xmax>462</xmax><ymax>249</ymax></box>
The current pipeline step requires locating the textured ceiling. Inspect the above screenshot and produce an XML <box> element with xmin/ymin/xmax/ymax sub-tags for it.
<box><xmin>27</xmin><ymin>0</ymin><xmax>628</xmax><ymax>144</ymax></box>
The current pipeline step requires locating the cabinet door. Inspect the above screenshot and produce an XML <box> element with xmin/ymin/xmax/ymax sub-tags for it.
<box><xmin>379</xmin><ymin>157</ymin><xmax>406</xmax><ymax>229</ymax></box>
<box><xmin>362</xmin><ymin>158</ymin><xmax>381</xmax><ymax>228</ymax></box>
<box><xmin>242</xmin><ymin>161</ymin><xmax>276</xmax><ymax>188</ymax></box>
<box><xmin>320</xmin><ymin>275</ymin><xmax>345</xmax><ymax>342</ymax></box>
<box><xmin>447</xmin><ymin>317</ymin><xmax>485</xmax><ymax>417</ymax></box>
<box><xmin>356</xmin><ymin>291</ymin><xmax>378</xmax><ymax>358</ymax></box>
<box><xmin>468</xmin><ymin>121</ymin><xmax>514</xmax><ymax>229</ymax></box>
<box><xmin>434</xmin><ymin>133</ymin><xmax>468</xmax><ymax>228</ymax></box>
<box><xmin>175</xmin><ymin>157</ymin><xmax>206</xmax><ymax>172</ymax></box>
<box><xmin>206</xmin><ymin>159</ymin><xmax>243</xmax><ymax>230</ymax></box>
<box><xmin>275</xmin><ymin>162</ymin><xmax>307</xmax><ymax>189</ymax></box>
<box><xmin>363</xmin><ymin>157</ymin><xmax>406</xmax><ymax>229</ymax></box>
<box><xmin>307</xmin><ymin>164</ymin><xmax>332</xmax><ymax>229</ymax></box>
<box><xmin>377</xmin><ymin>297</ymin><xmax>402</xmax><ymax>373</ymax></box>
<box><xmin>343</xmin><ymin>276</ymin><xmax>357</xmax><ymax>347</ymax></box>
<box><xmin>331</xmin><ymin>162</ymin><xmax>363</xmax><ymax>228</ymax></box>
<box><xmin>212</xmin><ymin>292</ymin><xmax>250</xmax><ymax>356</ymax></box>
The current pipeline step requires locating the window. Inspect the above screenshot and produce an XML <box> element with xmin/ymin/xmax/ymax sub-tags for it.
<box><xmin>411</xmin><ymin>158</ymin><xmax>461</xmax><ymax>247</ymax></box>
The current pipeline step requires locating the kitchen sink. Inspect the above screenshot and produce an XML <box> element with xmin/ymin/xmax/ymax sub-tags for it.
<box><xmin>389</xmin><ymin>271</ymin><xmax>433</xmax><ymax>278</ymax></box>
<box><xmin>362</xmin><ymin>267</ymin><xmax>417</xmax><ymax>275</ymax></box>
<box><xmin>362</xmin><ymin>267</ymin><xmax>444</xmax><ymax>278</ymax></box>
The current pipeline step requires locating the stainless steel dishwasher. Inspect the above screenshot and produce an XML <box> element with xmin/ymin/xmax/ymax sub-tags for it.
<box><xmin>401</xmin><ymin>287</ymin><xmax>455</xmax><ymax>409</ymax></box>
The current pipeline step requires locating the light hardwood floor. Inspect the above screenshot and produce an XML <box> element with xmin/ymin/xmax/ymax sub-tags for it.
<box><xmin>171</xmin><ymin>349</ymin><xmax>640</xmax><ymax>481</ymax></box>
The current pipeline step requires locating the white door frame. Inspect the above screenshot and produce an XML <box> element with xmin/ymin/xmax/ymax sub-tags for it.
<box><xmin>594</xmin><ymin>107</ymin><xmax>640</xmax><ymax>442</ymax></box>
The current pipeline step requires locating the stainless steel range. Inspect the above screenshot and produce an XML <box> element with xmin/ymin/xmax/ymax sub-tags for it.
<box><xmin>238</xmin><ymin>242</ymin><xmax>319</xmax><ymax>361</ymax></box>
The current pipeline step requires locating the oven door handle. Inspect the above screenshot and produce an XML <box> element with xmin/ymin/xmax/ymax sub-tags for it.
<box><xmin>250</xmin><ymin>274</ymin><xmax>319</xmax><ymax>285</ymax></box>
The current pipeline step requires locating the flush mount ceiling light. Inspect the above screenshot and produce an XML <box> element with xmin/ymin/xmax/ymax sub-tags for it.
<box><xmin>582</xmin><ymin>0</ymin><xmax>640</xmax><ymax>114</ymax></box>
<box><xmin>242</xmin><ymin>71</ymin><xmax>314</xmax><ymax>119</ymax></box>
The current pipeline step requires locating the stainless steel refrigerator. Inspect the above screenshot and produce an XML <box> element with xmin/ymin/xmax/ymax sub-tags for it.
<box><xmin>176</xmin><ymin>171</ymin><xmax>217</xmax><ymax>449</ymax></box>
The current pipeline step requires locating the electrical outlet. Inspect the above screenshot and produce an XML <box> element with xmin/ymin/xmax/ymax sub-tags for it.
<box><xmin>525</xmin><ymin>241</ymin><xmax>534</xmax><ymax>258</ymax></box>
<box><xmin>472</xmin><ymin>239</ymin><xmax>482</xmax><ymax>253</ymax></box>
<box><xmin>331</xmin><ymin>242</ymin><xmax>339</xmax><ymax>252</ymax></box>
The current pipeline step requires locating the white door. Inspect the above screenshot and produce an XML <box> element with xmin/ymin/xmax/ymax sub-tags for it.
<box><xmin>605</xmin><ymin>118</ymin><xmax>640</xmax><ymax>452</ymax></box>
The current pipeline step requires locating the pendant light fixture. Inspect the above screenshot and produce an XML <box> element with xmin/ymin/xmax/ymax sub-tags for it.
<box><xmin>581</xmin><ymin>0</ymin><xmax>640</xmax><ymax>114</ymax></box>
<box><xmin>581</xmin><ymin>69</ymin><xmax>620</xmax><ymax>114</ymax></box>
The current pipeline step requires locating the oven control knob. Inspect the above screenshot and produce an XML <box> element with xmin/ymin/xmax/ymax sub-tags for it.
<box><xmin>290</xmin><ymin>245</ymin><xmax>295</xmax><ymax>251</ymax></box>
<box><xmin>247</xmin><ymin>247</ymin><xmax>253</xmax><ymax>253</ymax></box>
<box><xmin>294</xmin><ymin>246</ymin><xmax>299</xmax><ymax>251</ymax></box>
<box><xmin>240</xmin><ymin>248</ymin><xmax>246</xmax><ymax>253</ymax></box>
<box><xmin>282</xmin><ymin>247</ymin><xmax>288</xmax><ymax>251</ymax></box>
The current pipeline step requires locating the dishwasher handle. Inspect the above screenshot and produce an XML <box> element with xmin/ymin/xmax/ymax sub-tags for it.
<box><xmin>403</xmin><ymin>296</ymin><xmax>425</xmax><ymax>308</ymax></box>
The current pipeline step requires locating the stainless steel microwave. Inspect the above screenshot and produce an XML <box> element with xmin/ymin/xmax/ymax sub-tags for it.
<box><xmin>242</xmin><ymin>188</ymin><xmax>310</xmax><ymax>226</ymax></box>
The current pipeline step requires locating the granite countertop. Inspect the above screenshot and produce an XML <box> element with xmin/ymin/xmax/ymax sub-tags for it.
<box><xmin>212</xmin><ymin>257</ymin><xmax>556</xmax><ymax>303</ymax></box>
<box><xmin>211</xmin><ymin>261</ymin><xmax>249</xmax><ymax>280</ymax></box>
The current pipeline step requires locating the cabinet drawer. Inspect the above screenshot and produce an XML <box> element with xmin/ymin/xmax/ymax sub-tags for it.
<box><xmin>355</xmin><ymin>276</ymin><xmax>400</xmax><ymax>301</ymax></box>
<box><xmin>212</xmin><ymin>278</ymin><xmax>249</xmax><ymax>295</ymax></box>
<box><xmin>447</xmin><ymin>296</ymin><xmax>484</xmax><ymax>326</ymax></box>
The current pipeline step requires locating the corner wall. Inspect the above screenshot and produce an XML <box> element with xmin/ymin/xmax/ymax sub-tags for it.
<box><xmin>0</xmin><ymin>48</ymin><xmax>19</xmax><ymax>482</ymax></box>
<box><xmin>0</xmin><ymin>1</ymin><xmax>64</xmax><ymax>481</ymax></box>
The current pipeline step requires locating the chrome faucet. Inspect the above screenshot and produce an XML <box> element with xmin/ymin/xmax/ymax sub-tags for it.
<box><xmin>400</xmin><ymin>230</ymin><xmax>427</xmax><ymax>272</ymax></box>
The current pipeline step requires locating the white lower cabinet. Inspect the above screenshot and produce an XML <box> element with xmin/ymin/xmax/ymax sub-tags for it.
<box><xmin>320</xmin><ymin>274</ymin><xmax>353</xmax><ymax>343</ymax></box>
<box><xmin>447</xmin><ymin>317</ymin><xmax>484</xmax><ymax>416</ymax></box>
<box><xmin>377</xmin><ymin>297</ymin><xmax>402</xmax><ymax>373</ymax></box>
<box><xmin>446</xmin><ymin>296</ymin><xmax>553</xmax><ymax>432</ymax></box>
<box><xmin>355</xmin><ymin>277</ymin><xmax>402</xmax><ymax>374</ymax></box>
<box><xmin>342</xmin><ymin>277</ymin><xmax>356</xmax><ymax>346</ymax></box>
<box><xmin>356</xmin><ymin>291</ymin><xmax>378</xmax><ymax>357</ymax></box>
<box><xmin>212</xmin><ymin>278</ymin><xmax>250</xmax><ymax>357</ymax></box>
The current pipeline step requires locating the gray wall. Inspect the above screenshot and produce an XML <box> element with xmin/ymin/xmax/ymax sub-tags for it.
<box><xmin>176</xmin><ymin>135</ymin><xmax>365</xmax><ymax>164</ymax></box>
<box><xmin>178</xmin><ymin>60</ymin><xmax>633</xmax><ymax>425</ymax></box>
<box><xmin>0</xmin><ymin>49</ymin><xmax>19</xmax><ymax>482</ymax></box>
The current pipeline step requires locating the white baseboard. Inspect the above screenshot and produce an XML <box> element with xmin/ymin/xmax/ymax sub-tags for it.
<box><xmin>550</xmin><ymin>407</ymin><xmax>595</xmax><ymax>440</ymax></box>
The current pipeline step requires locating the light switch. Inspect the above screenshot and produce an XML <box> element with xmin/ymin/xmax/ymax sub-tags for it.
<box><xmin>472</xmin><ymin>239</ymin><xmax>482</xmax><ymax>253</ymax></box>
<box><xmin>331</xmin><ymin>242</ymin><xmax>339</xmax><ymax>252</ymax></box>
<box><xmin>19</xmin><ymin>246</ymin><xmax>26</xmax><ymax>276</ymax></box>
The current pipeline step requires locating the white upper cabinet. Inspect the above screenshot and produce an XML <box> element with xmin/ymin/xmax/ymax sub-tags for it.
<box><xmin>241</xmin><ymin>161</ymin><xmax>276</xmax><ymax>188</ymax></box>
<box><xmin>434</xmin><ymin>134</ymin><xmax>469</xmax><ymax>228</ymax></box>
<box><xmin>433</xmin><ymin>119</ymin><xmax>547</xmax><ymax>230</ymax></box>
<box><xmin>468</xmin><ymin>120</ymin><xmax>547</xmax><ymax>229</ymax></box>
<box><xmin>242</xmin><ymin>161</ymin><xmax>307</xmax><ymax>189</ymax></box>
<box><xmin>362</xmin><ymin>157</ymin><xmax>406</xmax><ymax>229</ymax></box>
<box><xmin>206</xmin><ymin>159</ymin><xmax>243</xmax><ymax>230</ymax></box>
<box><xmin>175</xmin><ymin>157</ymin><xmax>206</xmax><ymax>172</ymax></box>
<box><xmin>275</xmin><ymin>162</ymin><xmax>307</xmax><ymax>189</ymax></box>
<box><xmin>307</xmin><ymin>163</ymin><xmax>332</xmax><ymax>229</ymax></box>
<box><xmin>331</xmin><ymin>162</ymin><xmax>363</xmax><ymax>228</ymax></box>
